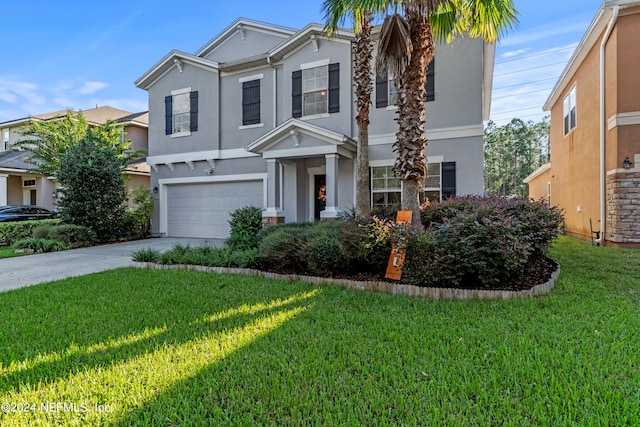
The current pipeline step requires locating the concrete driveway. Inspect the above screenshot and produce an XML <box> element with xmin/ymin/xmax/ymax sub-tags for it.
<box><xmin>0</xmin><ymin>237</ymin><xmax>223</xmax><ymax>293</ymax></box>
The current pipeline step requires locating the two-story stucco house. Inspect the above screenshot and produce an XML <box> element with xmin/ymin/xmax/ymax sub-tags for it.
<box><xmin>525</xmin><ymin>0</ymin><xmax>640</xmax><ymax>246</ymax></box>
<box><xmin>0</xmin><ymin>106</ymin><xmax>150</xmax><ymax>210</ymax></box>
<box><xmin>135</xmin><ymin>18</ymin><xmax>494</xmax><ymax>239</ymax></box>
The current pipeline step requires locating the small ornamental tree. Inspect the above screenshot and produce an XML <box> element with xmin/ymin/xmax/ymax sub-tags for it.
<box><xmin>56</xmin><ymin>137</ymin><xmax>129</xmax><ymax>242</ymax></box>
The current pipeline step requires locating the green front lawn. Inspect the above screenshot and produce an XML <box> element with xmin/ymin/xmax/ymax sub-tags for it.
<box><xmin>0</xmin><ymin>236</ymin><xmax>639</xmax><ymax>425</ymax></box>
<box><xmin>0</xmin><ymin>247</ymin><xmax>25</xmax><ymax>259</ymax></box>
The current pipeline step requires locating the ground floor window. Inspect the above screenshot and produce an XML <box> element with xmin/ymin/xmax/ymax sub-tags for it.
<box><xmin>371</xmin><ymin>163</ymin><xmax>443</xmax><ymax>207</ymax></box>
<box><xmin>371</xmin><ymin>165</ymin><xmax>401</xmax><ymax>206</ymax></box>
<box><xmin>421</xmin><ymin>162</ymin><xmax>441</xmax><ymax>204</ymax></box>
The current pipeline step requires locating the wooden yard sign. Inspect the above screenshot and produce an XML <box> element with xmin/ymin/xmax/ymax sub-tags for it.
<box><xmin>385</xmin><ymin>211</ymin><xmax>412</xmax><ymax>281</ymax></box>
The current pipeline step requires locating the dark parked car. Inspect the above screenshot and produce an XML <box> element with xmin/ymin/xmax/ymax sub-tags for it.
<box><xmin>0</xmin><ymin>205</ymin><xmax>58</xmax><ymax>222</ymax></box>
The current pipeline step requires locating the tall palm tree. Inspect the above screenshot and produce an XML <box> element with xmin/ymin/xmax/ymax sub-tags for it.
<box><xmin>323</xmin><ymin>1</ymin><xmax>377</xmax><ymax>218</ymax></box>
<box><xmin>323</xmin><ymin>0</ymin><xmax>517</xmax><ymax>224</ymax></box>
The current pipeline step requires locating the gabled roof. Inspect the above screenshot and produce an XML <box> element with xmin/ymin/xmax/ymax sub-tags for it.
<box><xmin>247</xmin><ymin>118</ymin><xmax>356</xmax><ymax>159</ymax></box>
<box><xmin>135</xmin><ymin>50</ymin><xmax>220</xmax><ymax>91</ymax></box>
<box><xmin>267</xmin><ymin>24</ymin><xmax>354</xmax><ymax>62</ymax></box>
<box><xmin>0</xmin><ymin>106</ymin><xmax>141</xmax><ymax>128</ymax></box>
<box><xmin>135</xmin><ymin>20</ymin><xmax>355</xmax><ymax>83</ymax></box>
<box><xmin>544</xmin><ymin>0</ymin><xmax>640</xmax><ymax>111</ymax></box>
<box><xmin>117</xmin><ymin>111</ymin><xmax>148</xmax><ymax>127</ymax></box>
<box><xmin>195</xmin><ymin>17</ymin><xmax>296</xmax><ymax>58</ymax></box>
<box><xmin>0</xmin><ymin>149</ymin><xmax>35</xmax><ymax>172</ymax></box>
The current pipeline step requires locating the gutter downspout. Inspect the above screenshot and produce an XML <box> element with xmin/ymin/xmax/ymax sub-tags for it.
<box><xmin>598</xmin><ymin>4</ymin><xmax>619</xmax><ymax>244</ymax></box>
<box><xmin>267</xmin><ymin>56</ymin><xmax>277</xmax><ymax>128</ymax></box>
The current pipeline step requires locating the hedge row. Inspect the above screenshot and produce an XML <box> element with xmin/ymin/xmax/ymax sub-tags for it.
<box><xmin>132</xmin><ymin>197</ymin><xmax>563</xmax><ymax>289</ymax></box>
<box><xmin>0</xmin><ymin>219</ymin><xmax>61</xmax><ymax>246</ymax></box>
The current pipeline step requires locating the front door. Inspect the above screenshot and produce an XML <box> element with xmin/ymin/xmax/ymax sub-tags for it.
<box><xmin>314</xmin><ymin>175</ymin><xmax>326</xmax><ymax>221</ymax></box>
<box><xmin>23</xmin><ymin>189</ymin><xmax>36</xmax><ymax>205</ymax></box>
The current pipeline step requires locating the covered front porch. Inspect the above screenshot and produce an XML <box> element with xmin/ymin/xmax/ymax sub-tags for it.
<box><xmin>247</xmin><ymin>119</ymin><xmax>356</xmax><ymax>224</ymax></box>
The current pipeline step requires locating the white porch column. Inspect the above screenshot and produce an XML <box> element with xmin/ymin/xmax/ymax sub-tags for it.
<box><xmin>263</xmin><ymin>159</ymin><xmax>284</xmax><ymax>224</ymax></box>
<box><xmin>0</xmin><ymin>174</ymin><xmax>7</xmax><ymax>206</ymax></box>
<box><xmin>321</xmin><ymin>154</ymin><xmax>340</xmax><ymax>219</ymax></box>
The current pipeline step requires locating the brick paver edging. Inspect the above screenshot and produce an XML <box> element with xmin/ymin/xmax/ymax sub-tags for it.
<box><xmin>131</xmin><ymin>262</ymin><xmax>559</xmax><ymax>300</ymax></box>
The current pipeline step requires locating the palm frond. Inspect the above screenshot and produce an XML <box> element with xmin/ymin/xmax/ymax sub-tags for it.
<box><xmin>376</xmin><ymin>13</ymin><xmax>412</xmax><ymax>80</ymax></box>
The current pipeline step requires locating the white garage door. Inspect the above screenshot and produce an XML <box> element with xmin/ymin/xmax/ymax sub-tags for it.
<box><xmin>166</xmin><ymin>181</ymin><xmax>263</xmax><ymax>238</ymax></box>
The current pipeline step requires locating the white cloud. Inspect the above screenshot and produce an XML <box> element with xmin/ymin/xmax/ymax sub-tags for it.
<box><xmin>78</xmin><ymin>81</ymin><xmax>108</xmax><ymax>95</ymax></box>
<box><xmin>502</xmin><ymin>49</ymin><xmax>529</xmax><ymax>58</ymax></box>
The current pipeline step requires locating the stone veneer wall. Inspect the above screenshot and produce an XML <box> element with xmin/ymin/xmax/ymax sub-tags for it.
<box><xmin>607</xmin><ymin>169</ymin><xmax>640</xmax><ymax>244</ymax></box>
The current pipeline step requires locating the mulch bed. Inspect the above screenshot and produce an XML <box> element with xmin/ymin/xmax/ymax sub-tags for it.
<box><xmin>265</xmin><ymin>256</ymin><xmax>558</xmax><ymax>292</ymax></box>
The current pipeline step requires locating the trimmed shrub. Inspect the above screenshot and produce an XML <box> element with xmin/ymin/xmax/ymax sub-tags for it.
<box><xmin>226</xmin><ymin>206</ymin><xmax>263</xmax><ymax>250</ymax></box>
<box><xmin>303</xmin><ymin>235</ymin><xmax>349</xmax><ymax>276</ymax></box>
<box><xmin>257</xmin><ymin>221</ymin><xmax>345</xmax><ymax>273</ymax></box>
<box><xmin>405</xmin><ymin>214</ymin><xmax>530</xmax><ymax>288</ymax></box>
<box><xmin>32</xmin><ymin>224</ymin><xmax>54</xmax><ymax>239</ymax></box>
<box><xmin>405</xmin><ymin>196</ymin><xmax>564</xmax><ymax>288</ymax></box>
<box><xmin>340</xmin><ymin>217</ymin><xmax>392</xmax><ymax>274</ymax></box>
<box><xmin>0</xmin><ymin>219</ymin><xmax>61</xmax><ymax>246</ymax></box>
<box><xmin>46</xmin><ymin>224</ymin><xmax>97</xmax><ymax>248</ymax></box>
<box><xmin>13</xmin><ymin>238</ymin><xmax>70</xmax><ymax>253</ymax></box>
<box><xmin>257</xmin><ymin>223</ymin><xmax>315</xmax><ymax>271</ymax></box>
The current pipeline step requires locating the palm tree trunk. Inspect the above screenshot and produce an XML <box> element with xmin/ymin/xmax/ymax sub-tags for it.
<box><xmin>393</xmin><ymin>4</ymin><xmax>435</xmax><ymax>225</ymax></box>
<box><xmin>354</xmin><ymin>13</ymin><xmax>373</xmax><ymax>218</ymax></box>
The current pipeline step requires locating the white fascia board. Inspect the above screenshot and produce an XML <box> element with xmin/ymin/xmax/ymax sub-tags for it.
<box><xmin>147</xmin><ymin>148</ymin><xmax>259</xmax><ymax>166</ymax></box>
<box><xmin>195</xmin><ymin>18</ymin><xmax>296</xmax><ymax>57</ymax></box>
<box><xmin>0</xmin><ymin>167</ymin><xmax>29</xmax><ymax>173</ymax></box>
<box><xmin>368</xmin><ymin>124</ymin><xmax>484</xmax><ymax>146</ymax></box>
<box><xmin>135</xmin><ymin>51</ymin><xmax>219</xmax><ymax>90</ymax></box>
<box><xmin>268</xmin><ymin>24</ymin><xmax>353</xmax><ymax>61</ymax></box>
<box><xmin>483</xmin><ymin>42</ymin><xmax>496</xmax><ymax>121</ymax></box>
<box><xmin>523</xmin><ymin>162</ymin><xmax>551</xmax><ymax>183</ymax></box>
<box><xmin>262</xmin><ymin>145</ymin><xmax>342</xmax><ymax>160</ymax></box>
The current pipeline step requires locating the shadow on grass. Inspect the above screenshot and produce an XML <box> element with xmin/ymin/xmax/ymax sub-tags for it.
<box><xmin>0</xmin><ymin>268</ymin><xmax>318</xmax><ymax>396</ymax></box>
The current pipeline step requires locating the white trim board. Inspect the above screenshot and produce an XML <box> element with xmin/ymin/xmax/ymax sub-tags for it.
<box><xmin>368</xmin><ymin>124</ymin><xmax>484</xmax><ymax>146</ymax></box>
<box><xmin>608</xmin><ymin>111</ymin><xmax>640</xmax><ymax>130</ymax></box>
<box><xmin>147</xmin><ymin>148</ymin><xmax>259</xmax><ymax>167</ymax></box>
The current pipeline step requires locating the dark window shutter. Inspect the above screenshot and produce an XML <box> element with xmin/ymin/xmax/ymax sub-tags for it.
<box><xmin>425</xmin><ymin>60</ymin><xmax>435</xmax><ymax>102</ymax></box>
<box><xmin>442</xmin><ymin>161</ymin><xmax>456</xmax><ymax>200</ymax></box>
<box><xmin>376</xmin><ymin>72</ymin><xmax>388</xmax><ymax>108</ymax></box>
<box><xmin>292</xmin><ymin>70</ymin><xmax>302</xmax><ymax>118</ymax></box>
<box><xmin>189</xmin><ymin>91</ymin><xmax>198</xmax><ymax>132</ymax></box>
<box><xmin>242</xmin><ymin>80</ymin><xmax>261</xmax><ymax>125</ymax></box>
<box><xmin>328</xmin><ymin>63</ymin><xmax>340</xmax><ymax>113</ymax></box>
<box><xmin>164</xmin><ymin>95</ymin><xmax>173</xmax><ymax>135</ymax></box>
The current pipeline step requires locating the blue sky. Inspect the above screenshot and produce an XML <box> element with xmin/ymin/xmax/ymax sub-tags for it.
<box><xmin>0</xmin><ymin>0</ymin><xmax>604</xmax><ymax>125</ymax></box>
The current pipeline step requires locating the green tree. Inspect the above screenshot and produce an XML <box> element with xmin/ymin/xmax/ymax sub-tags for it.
<box><xmin>323</xmin><ymin>1</ymin><xmax>376</xmax><ymax>218</ymax></box>
<box><xmin>16</xmin><ymin>110</ymin><xmax>143</xmax><ymax>176</ymax></box>
<box><xmin>56</xmin><ymin>137</ymin><xmax>130</xmax><ymax>242</ymax></box>
<box><xmin>323</xmin><ymin>0</ymin><xmax>518</xmax><ymax>224</ymax></box>
<box><xmin>484</xmin><ymin>117</ymin><xmax>550</xmax><ymax>197</ymax></box>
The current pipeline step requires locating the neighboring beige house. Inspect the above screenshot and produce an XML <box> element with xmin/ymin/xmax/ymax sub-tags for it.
<box><xmin>525</xmin><ymin>0</ymin><xmax>640</xmax><ymax>247</ymax></box>
<box><xmin>0</xmin><ymin>106</ymin><xmax>149</xmax><ymax>210</ymax></box>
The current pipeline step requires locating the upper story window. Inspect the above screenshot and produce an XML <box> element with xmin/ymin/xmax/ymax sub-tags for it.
<box><xmin>292</xmin><ymin>61</ymin><xmax>339</xmax><ymax>119</ymax></box>
<box><xmin>241</xmin><ymin>75</ymin><xmax>262</xmax><ymax>127</ymax></box>
<box><xmin>2</xmin><ymin>130</ymin><xmax>9</xmax><ymax>151</ymax></box>
<box><xmin>165</xmin><ymin>88</ymin><xmax>198</xmax><ymax>137</ymax></box>
<box><xmin>303</xmin><ymin>66</ymin><xmax>328</xmax><ymax>116</ymax></box>
<box><xmin>376</xmin><ymin>60</ymin><xmax>434</xmax><ymax>108</ymax></box>
<box><xmin>563</xmin><ymin>85</ymin><xmax>576</xmax><ymax>136</ymax></box>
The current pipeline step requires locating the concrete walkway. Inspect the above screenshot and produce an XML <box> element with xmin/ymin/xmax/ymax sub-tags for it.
<box><xmin>0</xmin><ymin>237</ymin><xmax>222</xmax><ymax>293</ymax></box>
